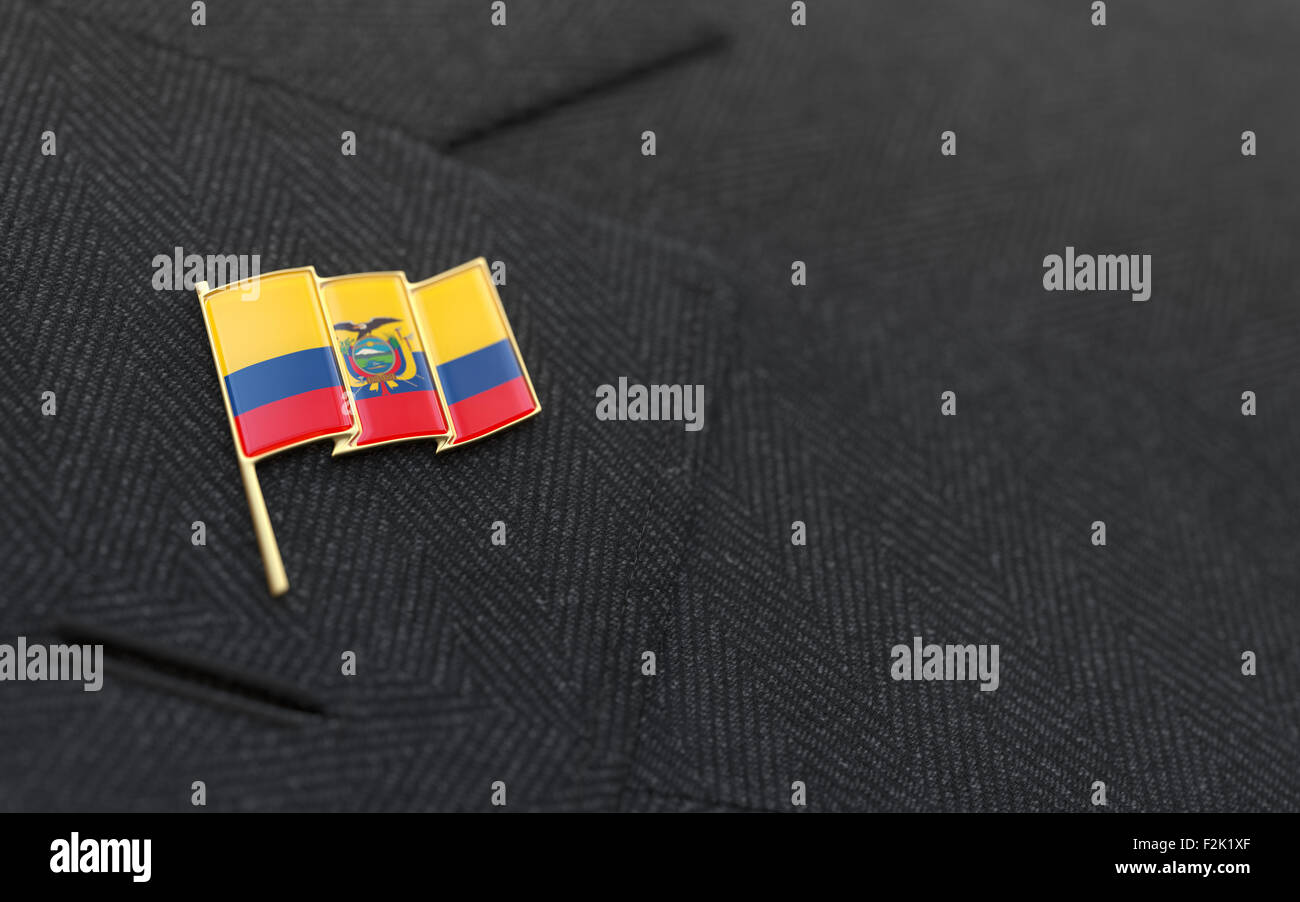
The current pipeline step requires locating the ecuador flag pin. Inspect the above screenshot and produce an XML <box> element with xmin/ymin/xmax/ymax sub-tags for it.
<box><xmin>197</xmin><ymin>259</ymin><xmax>540</xmax><ymax>596</ymax></box>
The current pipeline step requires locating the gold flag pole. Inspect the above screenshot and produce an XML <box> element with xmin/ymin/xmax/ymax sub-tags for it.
<box><xmin>236</xmin><ymin>457</ymin><xmax>289</xmax><ymax>596</ymax></box>
<box><xmin>196</xmin><ymin>279</ymin><xmax>290</xmax><ymax>597</ymax></box>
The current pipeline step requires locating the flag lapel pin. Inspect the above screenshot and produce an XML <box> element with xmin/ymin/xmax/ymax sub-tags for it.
<box><xmin>197</xmin><ymin>258</ymin><xmax>540</xmax><ymax>596</ymax></box>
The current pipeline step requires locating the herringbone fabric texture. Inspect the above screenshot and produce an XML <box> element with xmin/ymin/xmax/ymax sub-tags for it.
<box><xmin>1</xmin><ymin>0</ymin><xmax>1297</xmax><ymax>811</ymax></box>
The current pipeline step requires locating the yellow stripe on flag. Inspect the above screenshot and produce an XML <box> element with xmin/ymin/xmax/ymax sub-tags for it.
<box><xmin>204</xmin><ymin>268</ymin><xmax>336</xmax><ymax>376</ymax></box>
<box><xmin>408</xmin><ymin>259</ymin><xmax>509</xmax><ymax>366</ymax></box>
<box><xmin>319</xmin><ymin>272</ymin><xmax>421</xmax><ymax>351</ymax></box>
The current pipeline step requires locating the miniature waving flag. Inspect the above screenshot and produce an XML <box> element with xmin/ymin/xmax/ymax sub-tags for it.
<box><xmin>408</xmin><ymin>259</ymin><xmax>541</xmax><ymax>449</ymax></box>
<box><xmin>197</xmin><ymin>267</ymin><xmax>356</xmax><ymax>595</ymax></box>
<box><xmin>320</xmin><ymin>272</ymin><xmax>451</xmax><ymax>453</ymax></box>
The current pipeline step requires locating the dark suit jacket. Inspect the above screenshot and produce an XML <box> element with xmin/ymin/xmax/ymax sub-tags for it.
<box><xmin>1</xmin><ymin>0</ymin><xmax>1297</xmax><ymax>811</ymax></box>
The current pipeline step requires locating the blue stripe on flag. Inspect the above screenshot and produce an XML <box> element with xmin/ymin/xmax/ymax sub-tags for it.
<box><xmin>224</xmin><ymin>346</ymin><xmax>342</xmax><ymax>417</ymax></box>
<box><xmin>436</xmin><ymin>339</ymin><xmax>523</xmax><ymax>405</ymax></box>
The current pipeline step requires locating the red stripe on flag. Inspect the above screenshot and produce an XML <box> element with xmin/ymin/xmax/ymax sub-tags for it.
<box><xmin>353</xmin><ymin>389</ymin><xmax>448</xmax><ymax>446</ymax></box>
<box><xmin>234</xmin><ymin>386</ymin><xmax>352</xmax><ymax>457</ymax></box>
<box><xmin>446</xmin><ymin>376</ymin><xmax>537</xmax><ymax>445</ymax></box>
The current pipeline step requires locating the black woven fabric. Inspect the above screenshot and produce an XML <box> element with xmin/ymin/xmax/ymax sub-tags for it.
<box><xmin>44</xmin><ymin>0</ymin><xmax>723</xmax><ymax>148</ymax></box>
<box><xmin>1</xmin><ymin>0</ymin><xmax>1297</xmax><ymax>812</ymax></box>
<box><xmin>464</xmin><ymin>0</ymin><xmax>1300</xmax><ymax>811</ymax></box>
